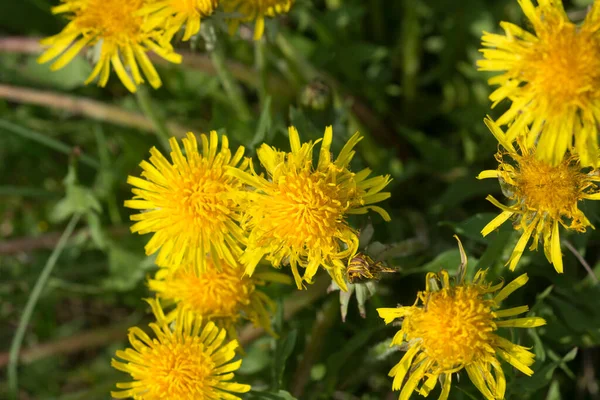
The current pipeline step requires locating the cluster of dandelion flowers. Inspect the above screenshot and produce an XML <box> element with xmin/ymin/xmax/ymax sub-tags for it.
<box><xmin>477</xmin><ymin>118</ymin><xmax>600</xmax><ymax>273</ymax></box>
<box><xmin>111</xmin><ymin>298</ymin><xmax>250</xmax><ymax>399</ymax></box>
<box><xmin>377</xmin><ymin>243</ymin><xmax>546</xmax><ymax>400</ymax></box>
<box><xmin>478</xmin><ymin>0</ymin><xmax>600</xmax><ymax>167</ymax></box>
<box><xmin>222</xmin><ymin>0</ymin><xmax>294</xmax><ymax>40</ymax></box>
<box><xmin>149</xmin><ymin>259</ymin><xmax>291</xmax><ymax>338</ymax></box>
<box><xmin>140</xmin><ymin>0</ymin><xmax>219</xmax><ymax>44</ymax></box>
<box><xmin>228</xmin><ymin>126</ymin><xmax>392</xmax><ymax>291</ymax></box>
<box><xmin>38</xmin><ymin>0</ymin><xmax>182</xmax><ymax>93</ymax></box>
<box><xmin>125</xmin><ymin>131</ymin><xmax>248</xmax><ymax>272</ymax></box>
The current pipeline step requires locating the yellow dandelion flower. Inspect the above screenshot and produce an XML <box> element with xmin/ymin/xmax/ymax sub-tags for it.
<box><xmin>125</xmin><ymin>131</ymin><xmax>248</xmax><ymax>272</ymax></box>
<box><xmin>111</xmin><ymin>298</ymin><xmax>250</xmax><ymax>399</ymax></box>
<box><xmin>149</xmin><ymin>258</ymin><xmax>291</xmax><ymax>338</ymax></box>
<box><xmin>228</xmin><ymin>126</ymin><xmax>392</xmax><ymax>291</ymax></box>
<box><xmin>38</xmin><ymin>0</ymin><xmax>182</xmax><ymax>93</ymax></box>
<box><xmin>478</xmin><ymin>0</ymin><xmax>600</xmax><ymax>167</ymax></box>
<box><xmin>377</xmin><ymin>238</ymin><xmax>546</xmax><ymax>400</ymax></box>
<box><xmin>223</xmin><ymin>0</ymin><xmax>294</xmax><ymax>40</ymax></box>
<box><xmin>477</xmin><ymin>118</ymin><xmax>600</xmax><ymax>273</ymax></box>
<box><xmin>140</xmin><ymin>0</ymin><xmax>218</xmax><ymax>44</ymax></box>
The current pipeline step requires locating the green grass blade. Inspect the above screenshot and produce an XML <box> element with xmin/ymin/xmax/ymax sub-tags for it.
<box><xmin>7</xmin><ymin>214</ymin><xmax>81</xmax><ymax>399</ymax></box>
<box><xmin>0</xmin><ymin>119</ymin><xmax>100</xmax><ymax>169</ymax></box>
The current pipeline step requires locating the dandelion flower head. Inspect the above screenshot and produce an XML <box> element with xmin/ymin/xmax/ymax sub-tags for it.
<box><xmin>111</xmin><ymin>298</ymin><xmax>250</xmax><ymax>399</ymax></box>
<box><xmin>149</xmin><ymin>259</ymin><xmax>290</xmax><ymax>337</ymax></box>
<box><xmin>377</xmin><ymin>238</ymin><xmax>546</xmax><ymax>400</ymax></box>
<box><xmin>38</xmin><ymin>0</ymin><xmax>182</xmax><ymax>93</ymax></box>
<box><xmin>477</xmin><ymin>118</ymin><xmax>600</xmax><ymax>273</ymax></box>
<box><xmin>140</xmin><ymin>0</ymin><xmax>218</xmax><ymax>44</ymax></box>
<box><xmin>125</xmin><ymin>131</ymin><xmax>249</xmax><ymax>272</ymax></box>
<box><xmin>223</xmin><ymin>0</ymin><xmax>294</xmax><ymax>40</ymax></box>
<box><xmin>478</xmin><ymin>0</ymin><xmax>600</xmax><ymax>167</ymax></box>
<box><xmin>228</xmin><ymin>126</ymin><xmax>392</xmax><ymax>291</ymax></box>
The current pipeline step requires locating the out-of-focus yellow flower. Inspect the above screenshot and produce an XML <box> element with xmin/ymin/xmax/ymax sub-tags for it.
<box><xmin>38</xmin><ymin>0</ymin><xmax>182</xmax><ymax>93</ymax></box>
<box><xmin>223</xmin><ymin>0</ymin><xmax>294</xmax><ymax>40</ymax></box>
<box><xmin>140</xmin><ymin>0</ymin><xmax>218</xmax><ymax>44</ymax></box>
<box><xmin>478</xmin><ymin>118</ymin><xmax>600</xmax><ymax>273</ymax></box>
<box><xmin>125</xmin><ymin>132</ymin><xmax>248</xmax><ymax>272</ymax></box>
<box><xmin>228</xmin><ymin>126</ymin><xmax>391</xmax><ymax>291</ymax></box>
<box><xmin>378</xmin><ymin>238</ymin><xmax>546</xmax><ymax>400</ymax></box>
<box><xmin>111</xmin><ymin>298</ymin><xmax>250</xmax><ymax>399</ymax></box>
<box><xmin>149</xmin><ymin>259</ymin><xmax>291</xmax><ymax>338</ymax></box>
<box><xmin>478</xmin><ymin>0</ymin><xmax>600</xmax><ymax>167</ymax></box>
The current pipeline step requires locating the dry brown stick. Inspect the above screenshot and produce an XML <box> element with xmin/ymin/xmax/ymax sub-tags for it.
<box><xmin>0</xmin><ymin>225</ymin><xmax>129</xmax><ymax>255</ymax></box>
<box><xmin>0</xmin><ymin>84</ymin><xmax>192</xmax><ymax>136</ymax></box>
<box><xmin>0</xmin><ymin>276</ymin><xmax>329</xmax><ymax>368</ymax></box>
<box><xmin>0</xmin><ymin>36</ymin><xmax>293</xmax><ymax>98</ymax></box>
<box><xmin>0</xmin><ymin>36</ymin><xmax>399</xmax><ymax>153</ymax></box>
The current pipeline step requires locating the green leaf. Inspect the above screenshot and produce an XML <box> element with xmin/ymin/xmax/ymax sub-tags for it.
<box><xmin>272</xmin><ymin>329</ymin><xmax>297</xmax><ymax>391</ymax></box>
<box><xmin>51</xmin><ymin>165</ymin><xmax>102</xmax><ymax>222</ymax></box>
<box><xmin>238</xmin><ymin>337</ymin><xmax>272</xmax><ymax>375</ymax></box>
<box><xmin>101</xmin><ymin>242</ymin><xmax>151</xmax><ymax>291</ymax></box>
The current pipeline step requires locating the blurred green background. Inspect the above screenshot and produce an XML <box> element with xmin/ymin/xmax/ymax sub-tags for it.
<box><xmin>1</xmin><ymin>0</ymin><xmax>599</xmax><ymax>399</ymax></box>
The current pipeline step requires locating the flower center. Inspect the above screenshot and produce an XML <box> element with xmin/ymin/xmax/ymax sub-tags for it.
<box><xmin>404</xmin><ymin>286</ymin><xmax>496</xmax><ymax>371</ymax></box>
<box><xmin>169</xmin><ymin>163</ymin><xmax>235</xmax><ymax>231</ymax></box>
<box><xmin>140</xmin><ymin>337</ymin><xmax>216</xmax><ymax>399</ymax></box>
<box><xmin>156</xmin><ymin>266</ymin><xmax>255</xmax><ymax>318</ymax></box>
<box><xmin>75</xmin><ymin>0</ymin><xmax>144</xmax><ymax>41</ymax></box>
<box><xmin>261</xmin><ymin>169</ymin><xmax>347</xmax><ymax>250</ymax></box>
<box><xmin>516</xmin><ymin>154</ymin><xmax>582</xmax><ymax>218</ymax></box>
<box><xmin>522</xmin><ymin>14</ymin><xmax>600</xmax><ymax>112</ymax></box>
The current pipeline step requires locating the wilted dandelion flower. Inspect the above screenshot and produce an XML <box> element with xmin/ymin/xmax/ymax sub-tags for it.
<box><xmin>478</xmin><ymin>118</ymin><xmax>600</xmax><ymax>273</ymax></box>
<box><xmin>149</xmin><ymin>259</ymin><xmax>290</xmax><ymax>337</ymax></box>
<box><xmin>228</xmin><ymin>126</ymin><xmax>391</xmax><ymax>291</ymax></box>
<box><xmin>38</xmin><ymin>0</ymin><xmax>182</xmax><ymax>93</ymax></box>
<box><xmin>478</xmin><ymin>0</ymin><xmax>600</xmax><ymax>167</ymax></box>
<box><xmin>111</xmin><ymin>298</ymin><xmax>250</xmax><ymax>399</ymax></box>
<box><xmin>140</xmin><ymin>0</ymin><xmax>218</xmax><ymax>44</ymax></box>
<box><xmin>125</xmin><ymin>131</ymin><xmax>248</xmax><ymax>272</ymax></box>
<box><xmin>378</xmin><ymin>238</ymin><xmax>546</xmax><ymax>400</ymax></box>
<box><xmin>223</xmin><ymin>0</ymin><xmax>294</xmax><ymax>40</ymax></box>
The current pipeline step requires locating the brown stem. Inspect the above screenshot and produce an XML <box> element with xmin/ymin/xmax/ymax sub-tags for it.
<box><xmin>0</xmin><ymin>84</ymin><xmax>192</xmax><ymax>136</ymax></box>
<box><xmin>291</xmin><ymin>298</ymin><xmax>338</xmax><ymax>398</ymax></box>
<box><xmin>0</xmin><ymin>275</ymin><xmax>330</xmax><ymax>368</ymax></box>
<box><xmin>0</xmin><ymin>319</ymin><xmax>134</xmax><ymax>368</ymax></box>
<box><xmin>0</xmin><ymin>225</ymin><xmax>129</xmax><ymax>255</ymax></box>
<box><xmin>0</xmin><ymin>36</ymin><xmax>293</xmax><ymax>98</ymax></box>
<box><xmin>0</xmin><ymin>36</ymin><xmax>401</xmax><ymax>159</ymax></box>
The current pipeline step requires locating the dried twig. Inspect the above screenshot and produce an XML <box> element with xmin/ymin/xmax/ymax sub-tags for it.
<box><xmin>0</xmin><ymin>225</ymin><xmax>129</xmax><ymax>255</ymax></box>
<box><xmin>0</xmin><ymin>276</ymin><xmax>329</xmax><ymax>368</ymax></box>
<box><xmin>0</xmin><ymin>84</ymin><xmax>192</xmax><ymax>136</ymax></box>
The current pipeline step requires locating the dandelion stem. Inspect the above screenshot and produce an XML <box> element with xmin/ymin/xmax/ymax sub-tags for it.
<box><xmin>210</xmin><ymin>47</ymin><xmax>252</xmax><ymax>121</ymax></box>
<box><xmin>254</xmin><ymin>38</ymin><xmax>268</xmax><ymax>107</ymax></box>
<box><xmin>7</xmin><ymin>214</ymin><xmax>81</xmax><ymax>400</ymax></box>
<box><xmin>135</xmin><ymin>86</ymin><xmax>172</xmax><ymax>150</ymax></box>
<box><xmin>201</xmin><ymin>22</ymin><xmax>251</xmax><ymax>121</ymax></box>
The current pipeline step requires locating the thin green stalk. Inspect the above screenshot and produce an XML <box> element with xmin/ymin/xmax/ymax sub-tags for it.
<box><xmin>94</xmin><ymin>126</ymin><xmax>122</xmax><ymax>224</ymax></box>
<box><xmin>7</xmin><ymin>214</ymin><xmax>81</xmax><ymax>399</ymax></box>
<box><xmin>135</xmin><ymin>87</ymin><xmax>171</xmax><ymax>150</ymax></box>
<box><xmin>254</xmin><ymin>38</ymin><xmax>268</xmax><ymax>108</ymax></box>
<box><xmin>210</xmin><ymin>47</ymin><xmax>252</xmax><ymax>121</ymax></box>
<box><xmin>201</xmin><ymin>21</ymin><xmax>251</xmax><ymax>121</ymax></box>
<box><xmin>0</xmin><ymin>186</ymin><xmax>57</xmax><ymax>198</ymax></box>
<box><xmin>0</xmin><ymin>119</ymin><xmax>100</xmax><ymax>169</ymax></box>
